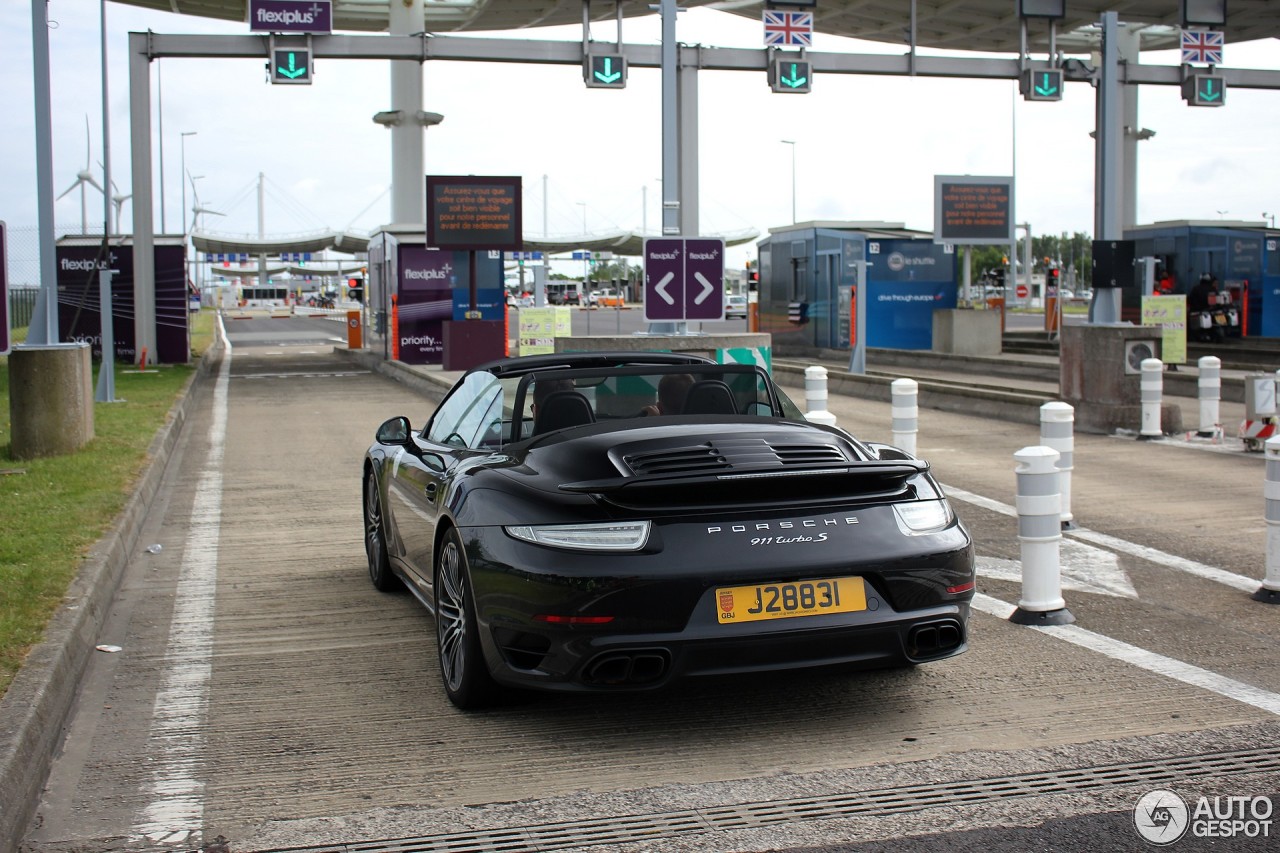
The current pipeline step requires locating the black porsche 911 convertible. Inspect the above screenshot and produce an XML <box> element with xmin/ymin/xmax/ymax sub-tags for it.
<box><xmin>362</xmin><ymin>352</ymin><xmax>975</xmax><ymax>709</ymax></box>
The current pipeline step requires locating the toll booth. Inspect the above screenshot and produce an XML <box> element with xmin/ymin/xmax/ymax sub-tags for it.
<box><xmin>755</xmin><ymin>222</ymin><xmax>957</xmax><ymax>353</ymax></box>
<box><xmin>364</xmin><ymin>227</ymin><xmax>504</xmax><ymax>365</ymax></box>
<box><xmin>1124</xmin><ymin>221</ymin><xmax>1270</xmax><ymax>336</ymax></box>
<box><xmin>1264</xmin><ymin>231</ymin><xmax>1280</xmax><ymax>336</ymax></box>
<box><xmin>55</xmin><ymin>235</ymin><xmax>190</xmax><ymax>364</ymax></box>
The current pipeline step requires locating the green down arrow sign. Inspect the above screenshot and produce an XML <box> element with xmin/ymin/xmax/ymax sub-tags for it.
<box><xmin>1198</xmin><ymin>78</ymin><xmax>1222</xmax><ymax>102</ymax></box>
<box><xmin>771</xmin><ymin>59</ymin><xmax>811</xmax><ymax>93</ymax></box>
<box><xmin>1035</xmin><ymin>72</ymin><xmax>1059</xmax><ymax>97</ymax></box>
<box><xmin>594</xmin><ymin>57</ymin><xmax>622</xmax><ymax>84</ymax></box>
<box><xmin>782</xmin><ymin>63</ymin><xmax>808</xmax><ymax>89</ymax></box>
<box><xmin>272</xmin><ymin>48</ymin><xmax>311</xmax><ymax>84</ymax></box>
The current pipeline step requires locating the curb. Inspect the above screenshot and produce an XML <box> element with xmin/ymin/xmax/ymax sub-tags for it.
<box><xmin>0</xmin><ymin>340</ymin><xmax>225</xmax><ymax>852</ymax></box>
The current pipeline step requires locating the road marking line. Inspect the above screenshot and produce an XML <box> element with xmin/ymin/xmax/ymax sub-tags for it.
<box><xmin>132</xmin><ymin>318</ymin><xmax>230</xmax><ymax>844</ymax></box>
<box><xmin>971</xmin><ymin>594</ymin><xmax>1280</xmax><ymax>716</ymax></box>
<box><xmin>944</xmin><ymin>484</ymin><xmax>1258</xmax><ymax>593</ymax></box>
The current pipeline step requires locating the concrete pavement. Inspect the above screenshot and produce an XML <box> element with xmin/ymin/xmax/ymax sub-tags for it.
<box><xmin>7</xmin><ymin>316</ymin><xmax>1280</xmax><ymax>853</ymax></box>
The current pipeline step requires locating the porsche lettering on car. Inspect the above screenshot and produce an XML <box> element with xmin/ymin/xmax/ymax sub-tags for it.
<box><xmin>362</xmin><ymin>352</ymin><xmax>974</xmax><ymax>709</ymax></box>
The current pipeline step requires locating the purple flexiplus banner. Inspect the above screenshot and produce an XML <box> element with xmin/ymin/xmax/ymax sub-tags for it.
<box><xmin>249</xmin><ymin>0</ymin><xmax>332</xmax><ymax>34</ymax></box>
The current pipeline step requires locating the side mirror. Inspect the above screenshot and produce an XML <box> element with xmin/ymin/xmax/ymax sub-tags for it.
<box><xmin>376</xmin><ymin>416</ymin><xmax>412</xmax><ymax>445</ymax></box>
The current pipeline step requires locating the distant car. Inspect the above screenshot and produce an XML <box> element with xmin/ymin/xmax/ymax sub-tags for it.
<box><xmin>725</xmin><ymin>294</ymin><xmax>748</xmax><ymax>319</ymax></box>
<box><xmin>361</xmin><ymin>352</ymin><xmax>974</xmax><ymax>709</ymax></box>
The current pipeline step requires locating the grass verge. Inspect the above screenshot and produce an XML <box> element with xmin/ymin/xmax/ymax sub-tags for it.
<box><xmin>0</xmin><ymin>310</ymin><xmax>215</xmax><ymax>697</ymax></box>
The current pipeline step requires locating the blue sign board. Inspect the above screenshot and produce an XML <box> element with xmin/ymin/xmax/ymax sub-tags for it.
<box><xmin>249</xmin><ymin>0</ymin><xmax>332</xmax><ymax>34</ymax></box>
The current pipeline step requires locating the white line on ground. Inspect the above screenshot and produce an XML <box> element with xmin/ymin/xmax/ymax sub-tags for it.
<box><xmin>971</xmin><ymin>593</ymin><xmax>1280</xmax><ymax>716</ymax></box>
<box><xmin>943</xmin><ymin>484</ymin><xmax>1259</xmax><ymax>592</ymax></box>
<box><xmin>131</xmin><ymin>317</ymin><xmax>230</xmax><ymax>844</ymax></box>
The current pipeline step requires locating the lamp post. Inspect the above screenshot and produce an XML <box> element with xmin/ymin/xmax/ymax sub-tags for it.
<box><xmin>781</xmin><ymin>139</ymin><xmax>796</xmax><ymax>223</ymax></box>
<box><xmin>180</xmin><ymin>131</ymin><xmax>196</xmax><ymax>244</ymax></box>
<box><xmin>577</xmin><ymin>201</ymin><xmax>589</xmax><ymax>288</ymax></box>
<box><xmin>188</xmin><ymin>173</ymin><xmax>204</xmax><ymax>289</ymax></box>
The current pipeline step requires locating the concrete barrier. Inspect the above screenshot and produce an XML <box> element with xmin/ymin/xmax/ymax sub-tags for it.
<box><xmin>8</xmin><ymin>343</ymin><xmax>93</xmax><ymax>460</ymax></box>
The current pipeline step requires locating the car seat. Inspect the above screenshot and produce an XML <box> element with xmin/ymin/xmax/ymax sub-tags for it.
<box><xmin>681</xmin><ymin>380</ymin><xmax>737</xmax><ymax>415</ymax></box>
<box><xmin>533</xmin><ymin>390</ymin><xmax>596</xmax><ymax>434</ymax></box>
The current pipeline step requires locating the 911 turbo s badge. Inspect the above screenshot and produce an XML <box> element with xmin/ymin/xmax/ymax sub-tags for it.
<box><xmin>706</xmin><ymin>516</ymin><xmax>858</xmax><ymax>535</ymax></box>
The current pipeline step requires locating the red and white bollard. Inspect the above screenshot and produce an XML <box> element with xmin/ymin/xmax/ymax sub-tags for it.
<box><xmin>1254</xmin><ymin>435</ymin><xmax>1280</xmax><ymax>604</ymax></box>
<box><xmin>1040</xmin><ymin>402</ymin><xmax>1075</xmax><ymax>529</ymax></box>
<box><xmin>803</xmin><ymin>365</ymin><xmax>837</xmax><ymax>427</ymax></box>
<box><xmin>1197</xmin><ymin>355</ymin><xmax>1222</xmax><ymax>439</ymax></box>
<box><xmin>1009</xmin><ymin>446</ymin><xmax>1075</xmax><ymax>626</ymax></box>
<box><xmin>1138</xmin><ymin>357</ymin><xmax>1163</xmax><ymax>440</ymax></box>
<box><xmin>891</xmin><ymin>378</ymin><xmax>919</xmax><ymax>457</ymax></box>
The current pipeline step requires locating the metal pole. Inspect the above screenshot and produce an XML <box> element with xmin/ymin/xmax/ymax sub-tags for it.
<box><xmin>157</xmin><ymin>62</ymin><xmax>166</xmax><ymax>234</ymax></box>
<box><xmin>27</xmin><ymin>0</ymin><xmax>60</xmax><ymax>346</ymax></box>
<box><xmin>128</xmin><ymin>31</ymin><xmax>156</xmax><ymax>360</ymax></box>
<box><xmin>96</xmin><ymin>0</ymin><xmax>117</xmax><ymax>402</ymax></box>
<box><xmin>781</xmin><ymin>139</ymin><xmax>796</xmax><ymax>223</ymax></box>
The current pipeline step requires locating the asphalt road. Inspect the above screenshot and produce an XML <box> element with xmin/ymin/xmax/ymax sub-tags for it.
<box><xmin>20</xmin><ymin>315</ymin><xmax>1280</xmax><ymax>853</ymax></box>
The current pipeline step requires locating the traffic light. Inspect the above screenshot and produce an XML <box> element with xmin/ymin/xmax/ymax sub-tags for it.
<box><xmin>271</xmin><ymin>47</ymin><xmax>312</xmax><ymax>85</ymax></box>
<box><xmin>770</xmin><ymin>58</ymin><xmax>812</xmax><ymax>94</ymax></box>
<box><xmin>1020</xmin><ymin>68</ymin><xmax>1063</xmax><ymax>102</ymax></box>
<box><xmin>1183</xmin><ymin>73</ymin><xmax>1226</xmax><ymax>107</ymax></box>
<box><xmin>584</xmin><ymin>54</ymin><xmax>627</xmax><ymax>89</ymax></box>
<box><xmin>1047</xmin><ymin>267</ymin><xmax>1061</xmax><ymax>293</ymax></box>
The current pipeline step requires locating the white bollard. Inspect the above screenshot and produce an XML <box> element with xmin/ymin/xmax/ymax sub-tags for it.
<box><xmin>1009</xmin><ymin>446</ymin><xmax>1075</xmax><ymax>626</ymax></box>
<box><xmin>1040</xmin><ymin>402</ymin><xmax>1075</xmax><ymax>529</ymax></box>
<box><xmin>1138</xmin><ymin>357</ymin><xmax>1164</xmax><ymax>440</ymax></box>
<box><xmin>1254</xmin><ymin>436</ymin><xmax>1280</xmax><ymax>604</ymax></box>
<box><xmin>891</xmin><ymin>378</ymin><xmax>919</xmax><ymax>457</ymax></box>
<box><xmin>802</xmin><ymin>365</ymin><xmax>837</xmax><ymax>427</ymax></box>
<box><xmin>1197</xmin><ymin>356</ymin><xmax>1222</xmax><ymax>438</ymax></box>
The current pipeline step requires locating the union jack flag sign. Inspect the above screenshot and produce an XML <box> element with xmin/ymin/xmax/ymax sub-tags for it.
<box><xmin>1181</xmin><ymin>29</ymin><xmax>1224</xmax><ymax>66</ymax></box>
<box><xmin>763</xmin><ymin>11</ymin><xmax>813</xmax><ymax>47</ymax></box>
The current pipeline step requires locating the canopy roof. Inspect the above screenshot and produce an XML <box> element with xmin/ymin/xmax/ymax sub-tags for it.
<box><xmin>192</xmin><ymin>226</ymin><xmax>761</xmax><ymax>258</ymax></box>
<box><xmin>116</xmin><ymin>1</ymin><xmax>1280</xmax><ymax>53</ymax></box>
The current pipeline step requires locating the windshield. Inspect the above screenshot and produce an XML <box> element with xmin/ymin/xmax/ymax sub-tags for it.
<box><xmin>466</xmin><ymin>363</ymin><xmax>808</xmax><ymax>448</ymax></box>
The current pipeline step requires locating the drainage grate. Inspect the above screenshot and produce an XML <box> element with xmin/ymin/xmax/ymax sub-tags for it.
<box><xmin>249</xmin><ymin>745</ymin><xmax>1280</xmax><ymax>853</ymax></box>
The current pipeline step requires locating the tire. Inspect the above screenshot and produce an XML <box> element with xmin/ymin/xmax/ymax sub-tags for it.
<box><xmin>364</xmin><ymin>471</ymin><xmax>399</xmax><ymax>592</ymax></box>
<box><xmin>435</xmin><ymin>527</ymin><xmax>500</xmax><ymax>710</ymax></box>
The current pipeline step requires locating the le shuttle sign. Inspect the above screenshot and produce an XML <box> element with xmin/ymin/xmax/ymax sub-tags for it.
<box><xmin>643</xmin><ymin>238</ymin><xmax>725</xmax><ymax>322</ymax></box>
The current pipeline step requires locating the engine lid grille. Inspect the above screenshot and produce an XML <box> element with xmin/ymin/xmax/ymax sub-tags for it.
<box><xmin>621</xmin><ymin>438</ymin><xmax>849</xmax><ymax>477</ymax></box>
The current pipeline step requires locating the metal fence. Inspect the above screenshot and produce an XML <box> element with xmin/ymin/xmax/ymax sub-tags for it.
<box><xmin>8</xmin><ymin>288</ymin><xmax>37</xmax><ymax>329</ymax></box>
<box><xmin>5</xmin><ymin>224</ymin><xmax>102</xmax><ymax>331</ymax></box>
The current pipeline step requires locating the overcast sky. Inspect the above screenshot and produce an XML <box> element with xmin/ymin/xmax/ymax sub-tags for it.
<box><xmin>3</xmin><ymin>1</ymin><xmax>1278</xmax><ymax>276</ymax></box>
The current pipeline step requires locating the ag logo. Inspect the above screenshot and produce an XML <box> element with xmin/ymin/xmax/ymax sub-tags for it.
<box><xmin>1134</xmin><ymin>788</ymin><xmax>1189</xmax><ymax>845</ymax></box>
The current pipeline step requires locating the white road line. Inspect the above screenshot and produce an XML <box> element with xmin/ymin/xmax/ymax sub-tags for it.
<box><xmin>132</xmin><ymin>317</ymin><xmax>230</xmax><ymax>844</ymax></box>
<box><xmin>943</xmin><ymin>484</ymin><xmax>1259</xmax><ymax>592</ymax></box>
<box><xmin>971</xmin><ymin>594</ymin><xmax>1280</xmax><ymax>716</ymax></box>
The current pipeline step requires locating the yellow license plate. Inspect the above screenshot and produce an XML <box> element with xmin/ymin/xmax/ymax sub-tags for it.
<box><xmin>715</xmin><ymin>576</ymin><xmax>867</xmax><ymax>624</ymax></box>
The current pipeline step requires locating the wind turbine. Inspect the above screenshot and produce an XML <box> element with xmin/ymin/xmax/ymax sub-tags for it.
<box><xmin>57</xmin><ymin>117</ymin><xmax>105</xmax><ymax>234</ymax></box>
<box><xmin>110</xmin><ymin>180</ymin><xmax>132</xmax><ymax>236</ymax></box>
<box><xmin>97</xmin><ymin>162</ymin><xmax>132</xmax><ymax>236</ymax></box>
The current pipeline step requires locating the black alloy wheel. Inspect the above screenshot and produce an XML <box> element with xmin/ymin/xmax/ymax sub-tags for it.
<box><xmin>435</xmin><ymin>527</ymin><xmax>499</xmax><ymax>710</ymax></box>
<box><xmin>364</xmin><ymin>472</ymin><xmax>398</xmax><ymax>592</ymax></box>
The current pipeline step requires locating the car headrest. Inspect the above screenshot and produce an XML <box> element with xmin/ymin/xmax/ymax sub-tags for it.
<box><xmin>681</xmin><ymin>380</ymin><xmax>737</xmax><ymax>415</ymax></box>
<box><xmin>533</xmin><ymin>390</ymin><xmax>596</xmax><ymax>434</ymax></box>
